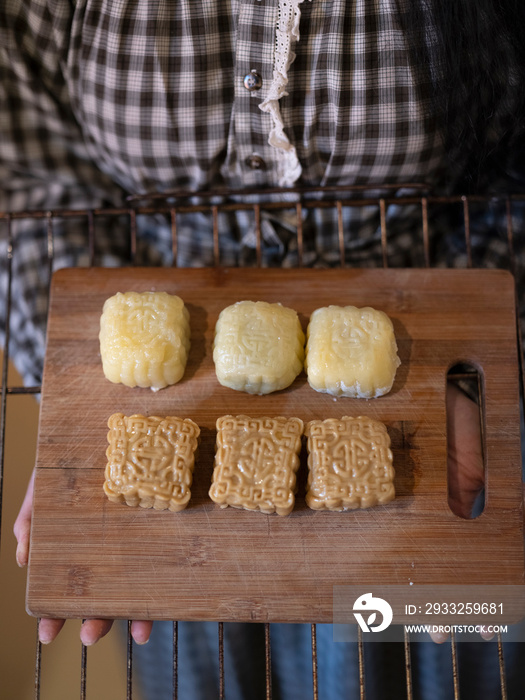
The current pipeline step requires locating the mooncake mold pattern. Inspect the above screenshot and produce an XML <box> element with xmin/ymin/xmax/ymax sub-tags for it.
<box><xmin>104</xmin><ymin>413</ymin><xmax>200</xmax><ymax>512</ymax></box>
<box><xmin>209</xmin><ymin>415</ymin><xmax>304</xmax><ymax>516</ymax></box>
<box><xmin>305</xmin><ymin>416</ymin><xmax>395</xmax><ymax>511</ymax></box>
<box><xmin>305</xmin><ymin>305</ymin><xmax>400</xmax><ymax>398</ymax></box>
<box><xmin>213</xmin><ymin>300</ymin><xmax>305</xmax><ymax>394</ymax></box>
<box><xmin>99</xmin><ymin>291</ymin><xmax>190</xmax><ymax>390</ymax></box>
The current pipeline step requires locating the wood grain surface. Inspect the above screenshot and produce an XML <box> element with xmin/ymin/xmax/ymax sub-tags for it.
<box><xmin>26</xmin><ymin>267</ymin><xmax>524</xmax><ymax>622</ymax></box>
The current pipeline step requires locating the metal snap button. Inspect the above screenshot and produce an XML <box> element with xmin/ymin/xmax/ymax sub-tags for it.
<box><xmin>243</xmin><ymin>70</ymin><xmax>263</xmax><ymax>91</ymax></box>
<box><xmin>245</xmin><ymin>154</ymin><xmax>266</xmax><ymax>170</ymax></box>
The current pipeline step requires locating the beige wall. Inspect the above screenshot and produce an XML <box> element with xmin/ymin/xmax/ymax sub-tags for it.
<box><xmin>0</xmin><ymin>360</ymin><xmax>139</xmax><ymax>700</ymax></box>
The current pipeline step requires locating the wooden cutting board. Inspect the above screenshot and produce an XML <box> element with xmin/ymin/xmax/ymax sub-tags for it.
<box><xmin>26</xmin><ymin>268</ymin><xmax>524</xmax><ymax>623</ymax></box>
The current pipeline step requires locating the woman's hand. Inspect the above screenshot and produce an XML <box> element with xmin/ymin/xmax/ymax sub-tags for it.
<box><xmin>13</xmin><ymin>468</ymin><xmax>153</xmax><ymax>646</ymax></box>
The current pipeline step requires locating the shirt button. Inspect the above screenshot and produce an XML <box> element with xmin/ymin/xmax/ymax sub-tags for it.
<box><xmin>245</xmin><ymin>154</ymin><xmax>266</xmax><ymax>170</ymax></box>
<box><xmin>243</xmin><ymin>70</ymin><xmax>263</xmax><ymax>91</ymax></box>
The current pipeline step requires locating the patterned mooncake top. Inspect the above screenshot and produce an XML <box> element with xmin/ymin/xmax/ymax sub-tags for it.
<box><xmin>305</xmin><ymin>305</ymin><xmax>400</xmax><ymax>398</ymax></box>
<box><xmin>104</xmin><ymin>413</ymin><xmax>200</xmax><ymax>512</ymax></box>
<box><xmin>99</xmin><ymin>291</ymin><xmax>190</xmax><ymax>390</ymax></box>
<box><xmin>305</xmin><ymin>416</ymin><xmax>395</xmax><ymax>511</ymax></box>
<box><xmin>213</xmin><ymin>301</ymin><xmax>305</xmax><ymax>394</ymax></box>
<box><xmin>209</xmin><ymin>415</ymin><xmax>304</xmax><ymax>516</ymax></box>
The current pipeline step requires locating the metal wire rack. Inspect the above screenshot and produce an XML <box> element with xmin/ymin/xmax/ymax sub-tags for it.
<box><xmin>0</xmin><ymin>185</ymin><xmax>523</xmax><ymax>699</ymax></box>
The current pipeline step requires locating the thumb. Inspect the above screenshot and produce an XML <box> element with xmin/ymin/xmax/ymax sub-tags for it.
<box><xmin>13</xmin><ymin>468</ymin><xmax>35</xmax><ymax>567</ymax></box>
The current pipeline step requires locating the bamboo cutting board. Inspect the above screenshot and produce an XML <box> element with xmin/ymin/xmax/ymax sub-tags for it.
<box><xmin>26</xmin><ymin>268</ymin><xmax>524</xmax><ymax>623</ymax></box>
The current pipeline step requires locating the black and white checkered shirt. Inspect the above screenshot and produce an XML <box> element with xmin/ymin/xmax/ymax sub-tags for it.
<box><xmin>2</xmin><ymin>0</ymin><xmax>444</xmax><ymax>195</ymax></box>
<box><xmin>0</xmin><ymin>0</ymin><xmax>522</xmax><ymax>385</ymax></box>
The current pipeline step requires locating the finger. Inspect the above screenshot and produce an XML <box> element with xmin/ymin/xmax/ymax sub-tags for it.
<box><xmin>80</xmin><ymin>619</ymin><xmax>114</xmax><ymax>646</ymax></box>
<box><xmin>446</xmin><ymin>383</ymin><xmax>484</xmax><ymax>519</ymax></box>
<box><xmin>130</xmin><ymin>620</ymin><xmax>153</xmax><ymax>645</ymax></box>
<box><xmin>479</xmin><ymin>625</ymin><xmax>496</xmax><ymax>642</ymax></box>
<box><xmin>39</xmin><ymin>618</ymin><xmax>66</xmax><ymax>644</ymax></box>
<box><xmin>13</xmin><ymin>468</ymin><xmax>36</xmax><ymax>567</ymax></box>
<box><xmin>428</xmin><ymin>629</ymin><xmax>449</xmax><ymax>644</ymax></box>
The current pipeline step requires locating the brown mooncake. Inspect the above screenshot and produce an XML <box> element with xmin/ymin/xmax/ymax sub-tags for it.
<box><xmin>305</xmin><ymin>416</ymin><xmax>395</xmax><ymax>511</ymax></box>
<box><xmin>209</xmin><ymin>415</ymin><xmax>304</xmax><ymax>516</ymax></box>
<box><xmin>104</xmin><ymin>413</ymin><xmax>200</xmax><ymax>511</ymax></box>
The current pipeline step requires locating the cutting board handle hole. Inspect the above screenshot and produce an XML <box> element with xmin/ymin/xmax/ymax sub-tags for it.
<box><xmin>446</xmin><ymin>363</ymin><xmax>485</xmax><ymax>520</ymax></box>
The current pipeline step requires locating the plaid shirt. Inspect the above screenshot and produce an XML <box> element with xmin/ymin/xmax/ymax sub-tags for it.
<box><xmin>0</xmin><ymin>0</ymin><xmax>521</xmax><ymax>385</ymax></box>
<box><xmin>2</xmin><ymin>0</ymin><xmax>443</xmax><ymax>196</ymax></box>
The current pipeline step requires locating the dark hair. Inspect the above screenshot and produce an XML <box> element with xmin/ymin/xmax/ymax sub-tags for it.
<box><xmin>399</xmin><ymin>0</ymin><xmax>525</xmax><ymax>192</ymax></box>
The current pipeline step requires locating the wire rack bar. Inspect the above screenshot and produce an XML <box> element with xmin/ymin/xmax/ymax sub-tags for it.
<box><xmin>5</xmin><ymin>386</ymin><xmax>41</xmax><ymax>395</ymax></box>
<box><xmin>421</xmin><ymin>197</ymin><xmax>430</xmax><ymax>268</ymax></box>
<box><xmin>506</xmin><ymin>198</ymin><xmax>516</xmax><ymax>275</ymax></box>
<box><xmin>450</xmin><ymin>630</ymin><xmax>460</xmax><ymax>700</ymax></box>
<box><xmin>34</xmin><ymin>628</ymin><xmax>42</xmax><ymax>700</ymax></box>
<box><xmin>253</xmin><ymin>204</ymin><xmax>262</xmax><ymax>268</ymax></box>
<box><xmin>4</xmin><ymin>192</ymin><xmax>525</xmax><ymax>223</ymax></box>
<box><xmin>296</xmin><ymin>203</ymin><xmax>304</xmax><ymax>268</ymax></box>
<box><xmin>337</xmin><ymin>200</ymin><xmax>345</xmax><ymax>267</ymax></box>
<box><xmin>265</xmin><ymin>622</ymin><xmax>272</xmax><ymax>700</ymax></box>
<box><xmin>87</xmin><ymin>209</ymin><xmax>96</xmax><ymax>267</ymax></box>
<box><xmin>379</xmin><ymin>198</ymin><xmax>388</xmax><ymax>268</ymax></box>
<box><xmin>311</xmin><ymin>624</ymin><xmax>319</xmax><ymax>700</ymax></box>
<box><xmin>129</xmin><ymin>209</ymin><xmax>138</xmax><ymax>264</ymax></box>
<box><xmin>497</xmin><ymin>633</ymin><xmax>508</xmax><ymax>700</ymax></box>
<box><xmin>212</xmin><ymin>206</ymin><xmax>221</xmax><ymax>268</ymax></box>
<box><xmin>127</xmin><ymin>622</ymin><xmax>133</xmax><ymax>700</ymax></box>
<box><xmin>219</xmin><ymin>622</ymin><xmax>225</xmax><ymax>700</ymax></box>
<box><xmin>404</xmin><ymin>629</ymin><xmax>413</xmax><ymax>700</ymax></box>
<box><xmin>45</xmin><ymin>212</ymin><xmax>54</xmax><ymax>270</ymax></box>
<box><xmin>462</xmin><ymin>196</ymin><xmax>472</xmax><ymax>268</ymax></box>
<box><xmin>172</xmin><ymin>621</ymin><xmax>178</xmax><ymax>700</ymax></box>
<box><xmin>170</xmin><ymin>208</ymin><xmax>178</xmax><ymax>268</ymax></box>
<box><xmin>126</xmin><ymin>182</ymin><xmax>431</xmax><ymax>202</ymax></box>
<box><xmin>358</xmin><ymin>627</ymin><xmax>366</xmax><ymax>700</ymax></box>
<box><xmin>80</xmin><ymin>639</ymin><xmax>87</xmax><ymax>700</ymax></box>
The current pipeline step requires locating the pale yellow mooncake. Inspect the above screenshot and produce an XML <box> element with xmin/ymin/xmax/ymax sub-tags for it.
<box><xmin>209</xmin><ymin>415</ymin><xmax>304</xmax><ymax>516</ymax></box>
<box><xmin>305</xmin><ymin>305</ymin><xmax>400</xmax><ymax>398</ymax></box>
<box><xmin>305</xmin><ymin>416</ymin><xmax>395</xmax><ymax>511</ymax></box>
<box><xmin>99</xmin><ymin>291</ymin><xmax>190</xmax><ymax>390</ymax></box>
<box><xmin>213</xmin><ymin>301</ymin><xmax>305</xmax><ymax>394</ymax></box>
<box><xmin>104</xmin><ymin>413</ymin><xmax>200</xmax><ymax>512</ymax></box>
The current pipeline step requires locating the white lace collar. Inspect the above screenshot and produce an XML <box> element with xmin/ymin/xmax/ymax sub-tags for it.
<box><xmin>259</xmin><ymin>0</ymin><xmax>312</xmax><ymax>186</ymax></box>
